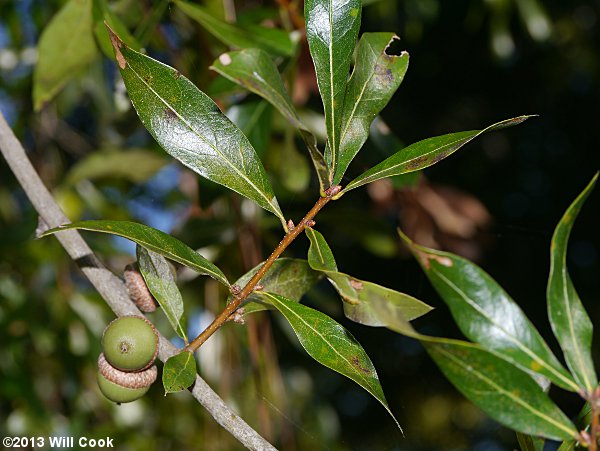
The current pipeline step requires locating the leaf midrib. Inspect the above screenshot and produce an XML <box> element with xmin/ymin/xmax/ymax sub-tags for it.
<box><xmin>436</xmin><ymin>345</ymin><xmax>576</xmax><ymax>438</ymax></box>
<box><xmin>434</xmin><ymin>269</ymin><xmax>577</xmax><ymax>391</ymax></box>
<box><xmin>127</xmin><ymin>59</ymin><xmax>279</xmax><ymax>217</ymax></box>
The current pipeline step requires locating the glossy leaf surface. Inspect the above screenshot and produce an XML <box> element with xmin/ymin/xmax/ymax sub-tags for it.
<box><xmin>137</xmin><ymin>246</ymin><xmax>187</xmax><ymax>342</ymax></box>
<box><xmin>33</xmin><ymin>0</ymin><xmax>98</xmax><ymax>110</ymax></box>
<box><xmin>340</xmin><ymin>116</ymin><xmax>533</xmax><ymax>196</ymax></box>
<box><xmin>333</xmin><ymin>33</ymin><xmax>409</xmax><ymax>184</ymax></box>
<box><xmin>41</xmin><ymin>220</ymin><xmax>229</xmax><ymax>286</ymax></box>
<box><xmin>373</xmin><ymin>302</ymin><xmax>579</xmax><ymax>442</ymax></box>
<box><xmin>108</xmin><ymin>29</ymin><xmax>285</xmax><ymax>228</ymax></box>
<box><xmin>233</xmin><ymin>258</ymin><xmax>322</xmax><ymax>315</ymax></box>
<box><xmin>163</xmin><ymin>351</ymin><xmax>196</xmax><ymax>394</ymax></box>
<box><xmin>306</xmin><ymin>228</ymin><xmax>432</xmax><ymax>326</ymax></box>
<box><xmin>547</xmin><ymin>173</ymin><xmax>598</xmax><ymax>392</ymax></box>
<box><xmin>211</xmin><ymin>48</ymin><xmax>329</xmax><ymax>192</ymax></box>
<box><xmin>260</xmin><ymin>291</ymin><xmax>400</xmax><ymax>430</ymax></box>
<box><xmin>175</xmin><ymin>1</ymin><xmax>293</xmax><ymax>56</ymax></box>
<box><xmin>305</xmin><ymin>0</ymin><xmax>361</xmax><ymax>178</ymax></box>
<box><xmin>400</xmin><ymin>230</ymin><xmax>578</xmax><ymax>392</ymax></box>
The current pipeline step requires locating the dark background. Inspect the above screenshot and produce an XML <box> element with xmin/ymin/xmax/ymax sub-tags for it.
<box><xmin>1</xmin><ymin>0</ymin><xmax>598</xmax><ymax>449</ymax></box>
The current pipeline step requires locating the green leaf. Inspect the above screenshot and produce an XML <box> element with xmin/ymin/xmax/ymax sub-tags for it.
<box><xmin>137</xmin><ymin>246</ymin><xmax>187</xmax><ymax>342</ymax></box>
<box><xmin>107</xmin><ymin>28</ymin><xmax>286</xmax><ymax>229</ymax></box>
<box><xmin>339</xmin><ymin>116</ymin><xmax>533</xmax><ymax>196</ymax></box>
<box><xmin>211</xmin><ymin>48</ymin><xmax>330</xmax><ymax>193</ymax></box>
<box><xmin>373</xmin><ymin>302</ymin><xmax>579</xmax><ymax>442</ymax></box>
<box><xmin>547</xmin><ymin>173</ymin><xmax>598</xmax><ymax>393</ymax></box>
<box><xmin>175</xmin><ymin>1</ymin><xmax>294</xmax><ymax>56</ymax></box>
<box><xmin>92</xmin><ymin>0</ymin><xmax>140</xmax><ymax>58</ymax></box>
<box><xmin>64</xmin><ymin>148</ymin><xmax>167</xmax><ymax>185</ymax></box>
<box><xmin>259</xmin><ymin>291</ymin><xmax>400</xmax><ymax>430</ymax></box>
<box><xmin>399</xmin><ymin>230</ymin><xmax>578</xmax><ymax>392</ymax></box>
<box><xmin>40</xmin><ymin>220</ymin><xmax>230</xmax><ymax>286</ymax></box>
<box><xmin>162</xmin><ymin>351</ymin><xmax>197</xmax><ymax>393</ymax></box>
<box><xmin>232</xmin><ymin>258</ymin><xmax>322</xmax><ymax>315</ymax></box>
<box><xmin>227</xmin><ymin>101</ymin><xmax>273</xmax><ymax>158</ymax></box>
<box><xmin>306</xmin><ymin>228</ymin><xmax>432</xmax><ymax>326</ymax></box>
<box><xmin>516</xmin><ymin>432</ymin><xmax>545</xmax><ymax>451</ymax></box>
<box><xmin>305</xmin><ymin>0</ymin><xmax>362</xmax><ymax>179</ymax></box>
<box><xmin>33</xmin><ymin>0</ymin><xmax>98</xmax><ymax>111</ymax></box>
<box><xmin>332</xmin><ymin>33</ymin><xmax>409</xmax><ymax>184</ymax></box>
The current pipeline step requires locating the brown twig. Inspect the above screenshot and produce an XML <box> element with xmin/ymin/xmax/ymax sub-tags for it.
<box><xmin>590</xmin><ymin>387</ymin><xmax>600</xmax><ymax>451</ymax></box>
<box><xmin>0</xmin><ymin>112</ymin><xmax>276</xmax><ymax>451</ymax></box>
<box><xmin>185</xmin><ymin>185</ymin><xmax>341</xmax><ymax>353</ymax></box>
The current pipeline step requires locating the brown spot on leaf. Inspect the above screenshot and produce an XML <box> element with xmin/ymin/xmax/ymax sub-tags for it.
<box><xmin>350</xmin><ymin>356</ymin><xmax>370</xmax><ymax>374</ymax></box>
<box><xmin>350</xmin><ymin>279</ymin><xmax>363</xmax><ymax>290</ymax></box>
<box><xmin>164</xmin><ymin>108</ymin><xmax>177</xmax><ymax>120</ymax></box>
<box><xmin>416</xmin><ymin>249</ymin><xmax>453</xmax><ymax>269</ymax></box>
<box><xmin>405</xmin><ymin>155</ymin><xmax>429</xmax><ymax>170</ymax></box>
<box><xmin>172</xmin><ymin>70</ymin><xmax>181</xmax><ymax>79</ymax></box>
<box><xmin>106</xmin><ymin>24</ymin><xmax>126</xmax><ymax>70</ymax></box>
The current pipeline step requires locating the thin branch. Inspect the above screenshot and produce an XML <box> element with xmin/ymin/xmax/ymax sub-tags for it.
<box><xmin>185</xmin><ymin>185</ymin><xmax>340</xmax><ymax>353</ymax></box>
<box><xmin>0</xmin><ymin>112</ymin><xmax>276</xmax><ymax>451</ymax></box>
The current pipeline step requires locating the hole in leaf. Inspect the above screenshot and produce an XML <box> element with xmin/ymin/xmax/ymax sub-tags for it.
<box><xmin>384</xmin><ymin>36</ymin><xmax>404</xmax><ymax>57</ymax></box>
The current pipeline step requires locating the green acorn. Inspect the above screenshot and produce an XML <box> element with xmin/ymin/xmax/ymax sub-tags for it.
<box><xmin>102</xmin><ymin>316</ymin><xmax>159</xmax><ymax>371</ymax></box>
<box><xmin>97</xmin><ymin>353</ymin><xmax>157</xmax><ymax>404</ymax></box>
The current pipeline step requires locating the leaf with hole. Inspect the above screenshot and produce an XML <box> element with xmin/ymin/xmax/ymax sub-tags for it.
<box><xmin>259</xmin><ymin>291</ymin><xmax>401</xmax><ymax>430</ymax></box>
<box><xmin>137</xmin><ymin>246</ymin><xmax>187</xmax><ymax>342</ymax></box>
<box><xmin>399</xmin><ymin>229</ymin><xmax>578</xmax><ymax>392</ymax></box>
<box><xmin>547</xmin><ymin>173</ymin><xmax>598</xmax><ymax>393</ymax></box>
<box><xmin>107</xmin><ymin>28</ymin><xmax>286</xmax><ymax>228</ymax></box>
<box><xmin>333</xmin><ymin>33</ymin><xmax>409</xmax><ymax>184</ymax></box>
<box><xmin>305</xmin><ymin>227</ymin><xmax>432</xmax><ymax>326</ymax></box>
<box><xmin>211</xmin><ymin>48</ymin><xmax>329</xmax><ymax>193</ymax></box>
<box><xmin>40</xmin><ymin>220</ymin><xmax>229</xmax><ymax>286</ymax></box>
<box><xmin>305</xmin><ymin>0</ymin><xmax>362</xmax><ymax>179</ymax></box>
<box><xmin>339</xmin><ymin>116</ymin><xmax>534</xmax><ymax>196</ymax></box>
<box><xmin>163</xmin><ymin>351</ymin><xmax>197</xmax><ymax>394</ymax></box>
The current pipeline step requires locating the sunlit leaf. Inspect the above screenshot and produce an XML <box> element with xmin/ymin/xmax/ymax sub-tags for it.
<box><xmin>33</xmin><ymin>0</ymin><xmax>98</xmax><ymax>110</ymax></box>
<box><xmin>41</xmin><ymin>220</ymin><xmax>230</xmax><ymax>286</ymax></box>
<box><xmin>305</xmin><ymin>0</ymin><xmax>362</xmax><ymax>179</ymax></box>
<box><xmin>107</xmin><ymin>28</ymin><xmax>286</xmax><ymax>228</ymax></box>
<box><xmin>373</xmin><ymin>301</ymin><xmax>579</xmax><ymax>442</ymax></box>
<box><xmin>175</xmin><ymin>1</ymin><xmax>294</xmax><ymax>56</ymax></box>
<box><xmin>137</xmin><ymin>246</ymin><xmax>187</xmax><ymax>342</ymax></box>
<box><xmin>547</xmin><ymin>173</ymin><xmax>598</xmax><ymax>393</ymax></box>
<box><xmin>333</xmin><ymin>33</ymin><xmax>409</xmax><ymax>184</ymax></box>
<box><xmin>339</xmin><ymin>116</ymin><xmax>533</xmax><ymax>196</ymax></box>
<box><xmin>259</xmin><ymin>291</ymin><xmax>401</xmax><ymax>430</ymax></box>
<box><xmin>306</xmin><ymin>227</ymin><xmax>432</xmax><ymax>326</ymax></box>
<box><xmin>232</xmin><ymin>258</ymin><xmax>322</xmax><ymax>315</ymax></box>
<box><xmin>211</xmin><ymin>48</ymin><xmax>330</xmax><ymax>193</ymax></box>
<box><xmin>399</xmin><ymin>230</ymin><xmax>578</xmax><ymax>392</ymax></box>
<box><xmin>64</xmin><ymin>148</ymin><xmax>167</xmax><ymax>185</ymax></box>
<box><xmin>162</xmin><ymin>351</ymin><xmax>196</xmax><ymax>393</ymax></box>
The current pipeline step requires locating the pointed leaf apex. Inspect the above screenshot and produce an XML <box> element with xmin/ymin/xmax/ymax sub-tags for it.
<box><xmin>105</xmin><ymin>23</ymin><xmax>126</xmax><ymax>69</ymax></box>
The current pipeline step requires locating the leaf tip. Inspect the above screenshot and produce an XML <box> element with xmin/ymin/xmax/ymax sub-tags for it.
<box><xmin>105</xmin><ymin>22</ymin><xmax>126</xmax><ymax>70</ymax></box>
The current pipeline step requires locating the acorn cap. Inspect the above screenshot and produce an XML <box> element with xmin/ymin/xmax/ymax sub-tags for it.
<box><xmin>124</xmin><ymin>263</ymin><xmax>157</xmax><ymax>313</ymax></box>
<box><xmin>98</xmin><ymin>353</ymin><xmax>157</xmax><ymax>389</ymax></box>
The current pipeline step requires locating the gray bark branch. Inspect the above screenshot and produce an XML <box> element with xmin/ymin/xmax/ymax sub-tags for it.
<box><xmin>0</xmin><ymin>112</ymin><xmax>276</xmax><ymax>451</ymax></box>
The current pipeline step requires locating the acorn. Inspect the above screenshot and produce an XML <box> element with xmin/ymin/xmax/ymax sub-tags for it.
<box><xmin>102</xmin><ymin>316</ymin><xmax>159</xmax><ymax>371</ymax></box>
<box><xmin>97</xmin><ymin>353</ymin><xmax>157</xmax><ymax>403</ymax></box>
<box><xmin>124</xmin><ymin>263</ymin><xmax>157</xmax><ymax>312</ymax></box>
